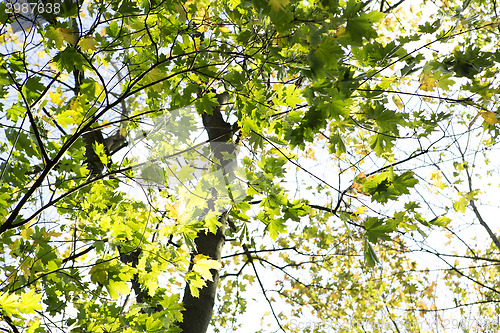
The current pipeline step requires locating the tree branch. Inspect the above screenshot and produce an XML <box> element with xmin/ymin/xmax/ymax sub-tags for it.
<box><xmin>383</xmin><ymin>0</ymin><xmax>406</xmax><ymax>13</ymax></box>
<box><xmin>465</xmin><ymin>167</ymin><xmax>500</xmax><ymax>252</ymax></box>
<box><xmin>2</xmin><ymin>314</ymin><xmax>20</xmax><ymax>333</ymax></box>
<box><xmin>62</xmin><ymin>240</ymin><xmax>108</xmax><ymax>264</ymax></box>
<box><xmin>243</xmin><ymin>244</ymin><xmax>285</xmax><ymax>332</ymax></box>
<box><xmin>356</xmin><ymin>88</ymin><xmax>480</xmax><ymax>109</ymax></box>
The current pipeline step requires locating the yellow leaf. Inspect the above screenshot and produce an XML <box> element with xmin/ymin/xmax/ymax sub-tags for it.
<box><xmin>78</xmin><ymin>36</ymin><xmax>98</xmax><ymax>51</ymax></box>
<box><xmin>47</xmin><ymin>260</ymin><xmax>59</xmax><ymax>271</ymax></box>
<box><xmin>21</xmin><ymin>228</ymin><xmax>34</xmax><ymax>240</ymax></box>
<box><xmin>0</xmin><ymin>290</ymin><xmax>42</xmax><ymax>317</ymax></box>
<box><xmin>49</xmin><ymin>89</ymin><xmax>65</xmax><ymax>106</ymax></box>
<box><xmin>99</xmin><ymin>214</ymin><xmax>112</xmax><ymax>231</ymax></box>
<box><xmin>26</xmin><ymin>320</ymin><xmax>41</xmax><ymax>333</ymax></box>
<box><xmin>269</xmin><ymin>0</ymin><xmax>289</xmax><ymax>11</ymax></box>
<box><xmin>355</xmin><ymin>206</ymin><xmax>367</xmax><ymax>215</ymax></box>
<box><xmin>19</xmin><ymin>289</ymin><xmax>43</xmax><ymax>313</ymax></box>
<box><xmin>143</xmin><ymin>273</ymin><xmax>159</xmax><ymax>296</ymax></box>
<box><xmin>55</xmin><ymin>97</ymin><xmax>85</xmax><ymax>126</ymax></box>
<box><xmin>166</xmin><ymin>202</ymin><xmax>179</xmax><ymax>221</ymax></box>
<box><xmin>20</xmin><ymin>261</ymin><xmax>31</xmax><ymax>278</ymax></box>
<box><xmin>335</xmin><ymin>26</ymin><xmax>347</xmax><ymax>38</ymax></box>
<box><xmin>42</xmin><ymin>230</ymin><xmax>63</xmax><ymax>238</ymax></box>
<box><xmin>392</xmin><ymin>95</ymin><xmax>404</xmax><ymax>110</ymax></box>
<box><xmin>424</xmin><ymin>282</ymin><xmax>437</xmax><ymax>296</ymax></box>
<box><xmin>218</xmin><ymin>26</ymin><xmax>231</xmax><ymax>33</ymax></box>
<box><xmin>143</xmin><ymin>67</ymin><xmax>164</xmax><ymax>92</ymax></box>
<box><xmin>0</xmin><ymin>292</ymin><xmax>20</xmax><ymax>316</ymax></box>
<box><xmin>481</xmin><ymin>111</ymin><xmax>499</xmax><ymax>125</ymax></box>
<box><xmin>419</xmin><ymin>72</ymin><xmax>436</xmax><ymax>92</ymax></box>
<box><xmin>106</xmin><ymin>280</ymin><xmax>130</xmax><ymax>300</ymax></box>
<box><xmin>192</xmin><ymin>254</ymin><xmax>221</xmax><ymax>281</ymax></box>
<box><xmin>93</xmin><ymin>142</ymin><xmax>109</xmax><ymax>165</ymax></box>
<box><xmin>146</xmin><ymin>67</ymin><xmax>163</xmax><ymax>82</ymax></box>
<box><xmin>205</xmin><ymin>214</ymin><xmax>221</xmax><ymax>234</ymax></box>
<box><xmin>188</xmin><ymin>273</ymin><xmax>206</xmax><ymax>298</ymax></box>
<box><xmin>195</xmin><ymin>7</ymin><xmax>210</xmax><ymax>23</ymax></box>
<box><xmin>305</xmin><ymin>148</ymin><xmax>317</xmax><ymax>161</ymax></box>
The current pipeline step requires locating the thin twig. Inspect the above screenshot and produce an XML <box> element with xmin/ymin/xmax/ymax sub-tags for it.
<box><xmin>243</xmin><ymin>244</ymin><xmax>285</xmax><ymax>332</ymax></box>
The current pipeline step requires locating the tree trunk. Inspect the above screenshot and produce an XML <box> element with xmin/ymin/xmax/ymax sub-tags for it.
<box><xmin>180</xmin><ymin>216</ymin><xmax>227</xmax><ymax>333</ymax></box>
<box><xmin>180</xmin><ymin>92</ymin><xmax>235</xmax><ymax>333</ymax></box>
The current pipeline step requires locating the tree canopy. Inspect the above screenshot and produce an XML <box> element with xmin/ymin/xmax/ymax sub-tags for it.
<box><xmin>1</xmin><ymin>0</ymin><xmax>500</xmax><ymax>332</ymax></box>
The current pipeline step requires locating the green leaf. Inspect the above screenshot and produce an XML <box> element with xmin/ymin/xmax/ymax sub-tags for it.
<box><xmin>363</xmin><ymin>170</ymin><xmax>418</xmax><ymax>203</ymax></box>
<box><xmin>344</xmin><ymin>11</ymin><xmax>384</xmax><ymax>45</ymax></box>
<box><xmin>404</xmin><ymin>201</ymin><xmax>420</xmax><ymax>211</ymax></box>
<box><xmin>363</xmin><ymin>238</ymin><xmax>379</xmax><ymax>267</ymax></box>
<box><xmin>22</xmin><ymin>77</ymin><xmax>45</xmax><ymax>104</ymax></box>
<box><xmin>195</xmin><ymin>93</ymin><xmax>219</xmax><ymax>115</ymax></box>
<box><xmin>0</xmin><ymin>2</ymin><xmax>8</xmax><ymax>24</ymax></box>
<box><xmin>90</xmin><ymin>265</ymin><xmax>108</xmax><ymax>285</ymax></box>
<box><xmin>6</xmin><ymin>127</ymin><xmax>39</xmax><ymax>157</ymax></box>
<box><xmin>45</xmin><ymin>26</ymin><xmax>75</xmax><ymax>50</ymax></box>
<box><xmin>328</xmin><ymin>133</ymin><xmax>347</xmax><ymax>156</ymax></box>
<box><xmin>418</xmin><ymin>19</ymin><xmax>441</xmax><ymax>34</ymax></box>
<box><xmin>107</xmin><ymin>21</ymin><xmax>120</xmax><ymax>38</ymax></box>
<box><xmin>436</xmin><ymin>73</ymin><xmax>455</xmax><ymax>90</ymax></box>
<box><xmin>140</xmin><ymin>163</ymin><xmax>165</xmax><ymax>185</ymax></box>
<box><xmin>364</xmin><ymin>217</ymin><xmax>394</xmax><ymax>243</ymax></box>
<box><xmin>267</xmin><ymin>218</ymin><xmax>286</xmax><ymax>239</ymax></box>
<box><xmin>159</xmin><ymin>294</ymin><xmax>184</xmax><ymax>311</ymax></box>
<box><xmin>53</xmin><ymin>47</ymin><xmax>86</xmax><ymax>71</ymax></box>
<box><xmin>146</xmin><ymin>316</ymin><xmax>163</xmax><ymax>331</ymax></box>
<box><xmin>313</xmin><ymin>39</ymin><xmax>343</xmax><ymax>69</ymax></box>
<box><xmin>369</xmin><ymin>133</ymin><xmax>394</xmax><ymax>156</ymax></box>
<box><xmin>392</xmin><ymin>171</ymin><xmax>419</xmax><ymax>195</ymax></box>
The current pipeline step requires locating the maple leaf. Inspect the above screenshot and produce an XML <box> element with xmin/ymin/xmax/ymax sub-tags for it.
<box><xmin>186</xmin><ymin>271</ymin><xmax>206</xmax><ymax>298</ymax></box>
<box><xmin>0</xmin><ymin>289</ymin><xmax>42</xmax><ymax>316</ymax></box>
<box><xmin>205</xmin><ymin>214</ymin><xmax>222</xmax><ymax>234</ymax></box>
<box><xmin>437</xmin><ymin>73</ymin><xmax>455</xmax><ymax>90</ymax></box>
<box><xmin>192</xmin><ymin>254</ymin><xmax>221</xmax><ymax>281</ymax></box>
<box><xmin>46</xmin><ymin>27</ymin><xmax>75</xmax><ymax>50</ymax></box>
<box><xmin>0</xmin><ymin>292</ymin><xmax>20</xmax><ymax>316</ymax></box>
<box><xmin>78</xmin><ymin>36</ymin><xmax>98</xmax><ymax>51</ymax></box>
<box><xmin>18</xmin><ymin>289</ymin><xmax>43</xmax><ymax>314</ymax></box>
<box><xmin>106</xmin><ymin>280</ymin><xmax>130</xmax><ymax>300</ymax></box>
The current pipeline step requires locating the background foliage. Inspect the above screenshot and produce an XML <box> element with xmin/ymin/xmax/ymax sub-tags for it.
<box><xmin>1</xmin><ymin>0</ymin><xmax>500</xmax><ymax>332</ymax></box>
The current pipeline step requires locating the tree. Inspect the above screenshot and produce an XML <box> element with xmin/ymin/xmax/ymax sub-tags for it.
<box><xmin>1</xmin><ymin>0</ymin><xmax>500</xmax><ymax>332</ymax></box>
